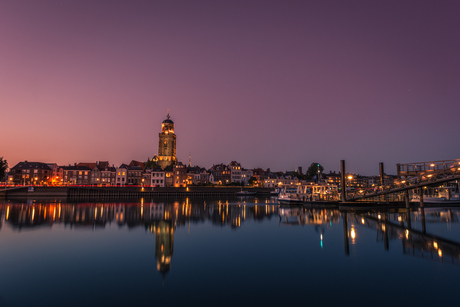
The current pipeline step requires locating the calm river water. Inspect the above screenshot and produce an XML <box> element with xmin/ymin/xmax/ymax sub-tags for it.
<box><xmin>0</xmin><ymin>197</ymin><xmax>459</xmax><ymax>307</ymax></box>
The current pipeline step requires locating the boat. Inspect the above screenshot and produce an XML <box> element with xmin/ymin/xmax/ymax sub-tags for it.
<box><xmin>277</xmin><ymin>185</ymin><xmax>308</xmax><ymax>204</ymax></box>
<box><xmin>411</xmin><ymin>195</ymin><xmax>460</xmax><ymax>204</ymax></box>
<box><xmin>270</xmin><ymin>187</ymin><xmax>282</xmax><ymax>196</ymax></box>
<box><xmin>411</xmin><ymin>186</ymin><xmax>460</xmax><ymax>204</ymax></box>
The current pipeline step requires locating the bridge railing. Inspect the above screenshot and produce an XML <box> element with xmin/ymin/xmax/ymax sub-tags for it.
<box><xmin>398</xmin><ymin>159</ymin><xmax>460</xmax><ymax>177</ymax></box>
<box><xmin>347</xmin><ymin>166</ymin><xmax>460</xmax><ymax>201</ymax></box>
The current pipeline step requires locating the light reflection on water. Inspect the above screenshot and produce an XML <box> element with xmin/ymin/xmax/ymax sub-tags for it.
<box><xmin>0</xmin><ymin>198</ymin><xmax>459</xmax><ymax>306</ymax></box>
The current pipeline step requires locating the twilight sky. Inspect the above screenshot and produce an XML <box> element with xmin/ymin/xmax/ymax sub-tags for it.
<box><xmin>1</xmin><ymin>0</ymin><xmax>459</xmax><ymax>175</ymax></box>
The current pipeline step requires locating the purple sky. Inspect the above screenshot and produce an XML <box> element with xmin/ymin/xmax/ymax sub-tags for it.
<box><xmin>1</xmin><ymin>0</ymin><xmax>459</xmax><ymax>175</ymax></box>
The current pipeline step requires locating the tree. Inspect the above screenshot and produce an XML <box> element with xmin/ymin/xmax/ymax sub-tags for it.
<box><xmin>306</xmin><ymin>163</ymin><xmax>324</xmax><ymax>180</ymax></box>
<box><xmin>144</xmin><ymin>157</ymin><xmax>158</xmax><ymax>169</ymax></box>
<box><xmin>248</xmin><ymin>176</ymin><xmax>258</xmax><ymax>186</ymax></box>
<box><xmin>0</xmin><ymin>157</ymin><xmax>8</xmax><ymax>182</ymax></box>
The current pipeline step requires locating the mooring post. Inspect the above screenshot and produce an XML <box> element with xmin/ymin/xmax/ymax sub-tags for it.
<box><xmin>419</xmin><ymin>188</ymin><xmax>424</xmax><ymax>208</ymax></box>
<box><xmin>340</xmin><ymin>160</ymin><xmax>346</xmax><ymax>202</ymax></box>
<box><xmin>379</xmin><ymin>162</ymin><xmax>384</xmax><ymax>186</ymax></box>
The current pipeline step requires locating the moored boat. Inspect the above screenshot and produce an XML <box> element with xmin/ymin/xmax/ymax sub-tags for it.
<box><xmin>277</xmin><ymin>185</ymin><xmax>308</xmax><ymax>204</ymax></box>
<box><xmin>411</xmin><ymin>186</ymin><xmax>460</xmax><ymax>204</ymax></box>
<box><xmin>270</xmin><ymin>187</ymin><xmax>282</xmax><ymax>196</ymax></box>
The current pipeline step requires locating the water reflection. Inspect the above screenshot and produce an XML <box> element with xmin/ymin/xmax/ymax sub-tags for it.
<box><xmin>343</xmin><ymin>208</ymin><xmax>460</xmax><ymax>265</ymax></box>
<box><xmin>1</xmin><ymin>199</ymin><xmax>460</xmax><ymax>271</ymax></box>
<box><xmin>0</xmin><ymin>198</ymin><xmax>280</xmax><ymax>276</ymax></box>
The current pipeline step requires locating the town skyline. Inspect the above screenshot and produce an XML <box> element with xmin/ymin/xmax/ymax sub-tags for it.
<box><xmin>2</xmin><ymin>1</ymin><xmax>460</xmax><ymax>175</ymax></box>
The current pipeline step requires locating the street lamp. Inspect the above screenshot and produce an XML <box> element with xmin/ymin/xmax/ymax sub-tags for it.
<box><xmin>316</xmin><ymin>163</ymin><xmax>321</xmax><ymax>183</ymax></box>
<box><xmin>347</xmin><ymin>175</ymin><xmax>353</xmax><ymax>190</ymax></box>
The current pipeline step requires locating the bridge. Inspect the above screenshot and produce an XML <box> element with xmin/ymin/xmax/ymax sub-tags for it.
<box><xmin>342</xmin><ymin>159</ymin><xmax>460</xmax><ymax>203</ymax></box>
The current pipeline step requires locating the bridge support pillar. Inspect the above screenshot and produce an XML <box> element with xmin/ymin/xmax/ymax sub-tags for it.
<box><xmin>340</xmin><ymin>160</ymin><xmax>346</xmax><ymax>202</ymax></box>
<box><xmin>419</xmin><ymin>189</ymin><xmax>424</xmax><ymax>208</ymax></box>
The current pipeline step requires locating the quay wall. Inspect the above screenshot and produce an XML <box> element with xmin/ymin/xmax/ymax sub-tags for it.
<box><xmin>3</xmin><ymin>186</ymin><xmax>272</xmax><ymax>200</ymax></box>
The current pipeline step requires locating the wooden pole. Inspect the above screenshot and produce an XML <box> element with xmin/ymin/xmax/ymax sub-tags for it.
<box><xmin>379</xmin><ymin>162</ymin><xmax>384</xmax><ymax>186</ymax></box>
<box><xmin>419</xmin><ymin>188</ymin><xmax>424</xmax><ymax>208</ymax></box>
<box><xmin>341</xmin><ymin>160</ymin><xmax>346</xmax><ymax>202</ymax></box>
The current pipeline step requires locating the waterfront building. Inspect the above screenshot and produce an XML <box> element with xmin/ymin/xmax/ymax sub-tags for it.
<box><xmin>61</xmin><ymin>165</ymin><xmax>91</xmax><ymax>185</ymax></box>
<box><xmin>200</xmin><ymin>170</ymin><xmax>210</xmax><ymax>184</ymax></box>
<box><xmin>77</xmin><ymin>162</ymin><xmax>97</xmax><ymax>170</ymax></box>
<box><xmin>46</xmin><ymin>163</ymin><xmax>61</xmax><ymax>184</ymax></box>
<box><xmin>144</xmin><ymin>168</ymin><xmax>166</xmax><ymax>187</ymax></box>
<box><xmin>173</xmin><ymin>163</ymin><xmax>187</xmax><ymax>187</ymax></box>
<box><xmin>326</xmin><ymin>171</ymin><xmax>341</xmax><ymax>186</ymax></box>
<box><xmin>241</xmin><ymin>168</ymin><xmax>253</xmax><ymax>186</ymax></box>
<box><xmin>115</xmin><ymin>166</ymin><xmax>128</xmax><ymax>186</ymax></box>
<box><xmin>208</xmin><ymin>173</ymin><xmax>215</xmax><ymax>183</ymax></box>
<box><xmin>100</xmin><ymin>165</ymin><xmax>116</xmax><ymax>186</ymax></box>
<box><xmin>263</xmin><ymin>177</ymin><xmax>302</xmax><ymax>188</ymax></box>
<box><xmin>127</xmin><ymin>165</ymin><xmax>143</xmax><ymax>185</ymax></box>
<box><xmin>157</xmin><ymin>113</ymin><xmax>177</xmax><ymax>170</ymax></box>
<box><xmin>164</xmin><ymin>166</ymin><xmax>174</xmax><ymax>187</ymax></box>
<box><xmin>9</xmin><ymin>161</ymin><xmax>52</xmax><ymax>185</ymax></box>
<box><xmin>209</xmin><ymin>163</ymin><xmax>231</xmax><ymax>185</ymax></box>
<box><xmin>229</xmin><ymin>161</ymin><xmax>242</xmax><ymax>184</ymax></box>
<box><xmin>252</xmin><ymin>168</ymin><xmax>269</xmax><ymax>186</ymax></box>
<box><xmin>88</xmin><ymin>162</ymin><xmax>116</xmax><ymax>186</ymax></box>
<box><xmin>128</xmin><ymin>160</ymin><xmax>146</xmax><ymax>169</ymax></box>
<box><xmin>186</xmin><ymin>166</ymin><xmax>206</xmax><ymax>185</ymax></box>
<box><xmin>90</xmin><ymin>166</ymin><xmax>101</xmax><ymax>185</ymax></box>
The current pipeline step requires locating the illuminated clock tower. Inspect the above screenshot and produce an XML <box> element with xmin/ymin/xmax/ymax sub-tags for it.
<box><xmin>157</xmin><ymin>112</ymin><xmax>177</xmax><ymax>169</ymax></box>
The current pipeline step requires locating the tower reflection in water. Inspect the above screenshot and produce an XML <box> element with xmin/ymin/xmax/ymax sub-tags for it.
<box><xmin>150</xmin><ymin>220</ymin><xmax>173</xmax><ymax>274</ymax></box>
<box><xmin>0</xmin><ymin>198</ymin><xmax>280</xmax><ymax>275</ymax></box>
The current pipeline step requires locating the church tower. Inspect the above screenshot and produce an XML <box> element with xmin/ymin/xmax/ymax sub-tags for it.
<box><xmin>157</xmin><ymin>112</ymin><xmax>177</xmax><ymax>169</ymax></box>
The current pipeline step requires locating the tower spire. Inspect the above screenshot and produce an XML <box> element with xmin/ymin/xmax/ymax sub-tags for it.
<box><xmin>189</xmin><ymin>152</ymin><xmax>191</xmax><ymax>167</ymax></box>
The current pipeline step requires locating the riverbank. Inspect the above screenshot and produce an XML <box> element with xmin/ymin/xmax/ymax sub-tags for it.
<box><xmin>2</xmin><ymin>186</ymin><xmax>272</xmax><ymax>201</ymax></box>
